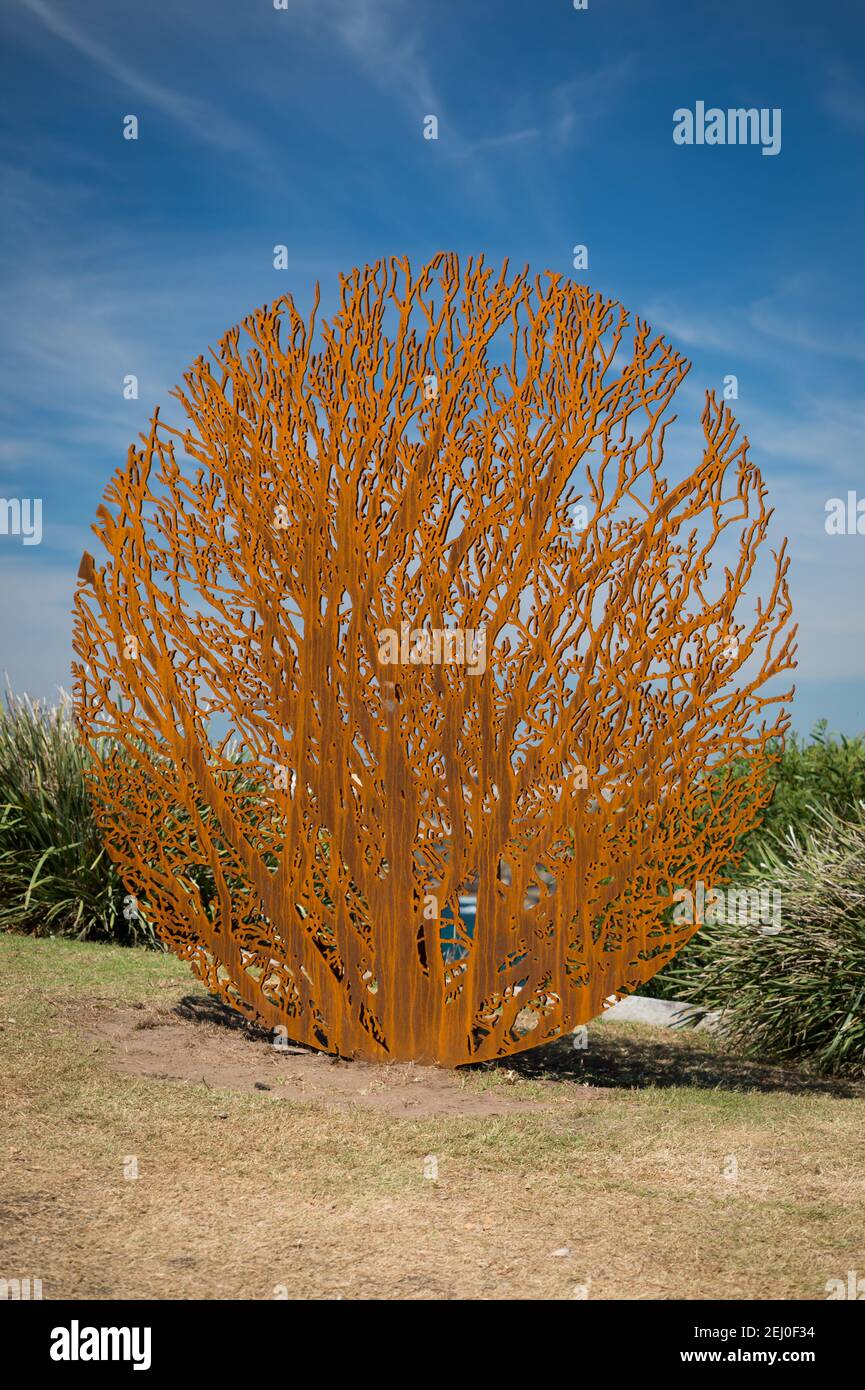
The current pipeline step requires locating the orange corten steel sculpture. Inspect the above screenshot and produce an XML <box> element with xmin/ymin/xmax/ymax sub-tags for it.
<box><xmin>72</xmin><ymin>254</ymin><xmax>796</xmax><ymax>1066</ymax></box>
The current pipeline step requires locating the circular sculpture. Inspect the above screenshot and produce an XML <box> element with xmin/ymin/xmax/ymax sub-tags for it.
<box><xmin>72</xmin><ymin>254</ymin><xmax>796</xmax><ymax>1065</ymax></box>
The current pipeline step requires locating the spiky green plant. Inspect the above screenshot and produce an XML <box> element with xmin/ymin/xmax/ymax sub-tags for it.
<box><xmin>0</xmin><ymin>693</ymin><xmax>154</xmax><ymax>943</ymax></box>
<box><xmin>663</xmin><ymin>805</ymin><xmax>865</xmax><ymax>1075</ymax></box>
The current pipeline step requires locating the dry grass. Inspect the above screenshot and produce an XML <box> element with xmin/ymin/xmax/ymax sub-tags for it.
<box><xmin>2</xmin><ymin>935</ymin><xmax>864</xmax><ymax>1300</ymax></box>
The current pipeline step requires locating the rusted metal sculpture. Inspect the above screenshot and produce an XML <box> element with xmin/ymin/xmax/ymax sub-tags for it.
<box><xmin>72</xmin><ymin>254</ymin><xmax>796</xmax><ymax>1065</ymax></box>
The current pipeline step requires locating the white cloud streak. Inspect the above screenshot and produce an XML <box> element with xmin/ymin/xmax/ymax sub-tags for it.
<box><xmin>16</xmin><ymin>0</ymin><xmax>269</xmax><ymax>164</ymax></box>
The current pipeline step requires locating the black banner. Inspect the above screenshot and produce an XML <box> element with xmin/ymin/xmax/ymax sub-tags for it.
<box><xmin>3</xmin><ymin>1298</ymin><xmax>859</xmax><ymax>1376</ymax></box>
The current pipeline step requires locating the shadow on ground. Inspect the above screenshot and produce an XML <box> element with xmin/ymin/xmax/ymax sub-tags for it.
<box><xmin>175</xmin><ymin>994</ymin><xmax>864</xmax><ymax>1100</ymax></box>
<box><xmin>480</xmin><ymin>1029</ymin><xmax>865</xmax><ymax>1098</ymax></box>
<box><xmin>174</xmin><ymin>994</ymin><xmax>274</xmax><ymax>1037</ymax></box>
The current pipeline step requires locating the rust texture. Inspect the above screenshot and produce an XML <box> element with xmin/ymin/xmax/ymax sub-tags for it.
<box><xmin>72</xmin><ymin>254</ymin><xmax>796</xmax><ymax>1065</ymax></box>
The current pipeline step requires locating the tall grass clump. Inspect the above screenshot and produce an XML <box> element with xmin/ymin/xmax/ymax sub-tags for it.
<box><xmin>0</xmin><ymin>693</ymin><xmax>154</xmax><ymax>943</ymax></box>
<box><xmin>647</xmin><ymin>724</ymin><xmax>865</xmax><ymax>1003</ymax></box>
<box><xmin>664</xmin><ymin>806</ymin><xmax>865</xmax><ymax>1076</ymax></box>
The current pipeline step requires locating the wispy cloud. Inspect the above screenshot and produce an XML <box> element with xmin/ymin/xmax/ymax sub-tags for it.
<box><xmin>748</xmin><ymin>291</ymin><xmax>865</xmax><ymax>366</ymax></box>
<box><xmin>644</xmin><ymin>282</ymin><xmax>865</xmax><ymax>372</ymax></box>
<box><xmin>641</xmin><ymin>299</ymin><xmax>743</xmax><ymax>357</ymax></box>
<box><xmin>300</xmin><ymin>0</ymin><xmax>443</xmax><ymax>122</ymax></box>
<box><xmin>451</xmin><ymin>128</ymin><xmax>541</xmax><ymax>159</ymax></box>
<box><xmin>293</xmin><ymin>1</ymin><xmax>543</xmax><ymax>162</ymax></box>
<box><xmin>16</xmin><ymin>0</ymin><xmax>269</xmax><ymax>164</ymax></box>
<box><xmin>550</xmin><ymin>56</ymin><xmax>638</xmax><ymax>148</ymax></box>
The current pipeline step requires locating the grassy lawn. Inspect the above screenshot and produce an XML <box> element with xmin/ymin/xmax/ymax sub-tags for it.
<box><xmin>2</xmin><ymin>933</ymin><xmax>864</xmax><ymax>1300</ymax></box>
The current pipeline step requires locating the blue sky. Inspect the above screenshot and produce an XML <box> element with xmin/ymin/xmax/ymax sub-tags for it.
<box><xmin>1</xmin><ymin>0</ymin><xmax>863</xmax><ymax>735</ymax></box>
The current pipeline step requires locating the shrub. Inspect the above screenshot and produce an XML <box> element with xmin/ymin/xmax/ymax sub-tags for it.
<box><xmin>0</xmin><ymin>694</ymin><xmax>154</xmax><ymax>944</ymax></box>
<box><xmin>749</xmin><ymin>722</ymin><xmax>865</xmax><ymax>853</ymax></box>
<box><xmin>660</xmin><ymin>806</ymin><xmax>865</xmax><ymax>1076</ymax></box>
<box><xmin>646</xmin><ymin>724</ymin><xmax>865</xmax><ymax>1001</ymax></box>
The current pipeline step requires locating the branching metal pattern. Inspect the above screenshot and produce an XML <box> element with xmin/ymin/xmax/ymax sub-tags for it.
<box><xmin>72</xmin><ymin>254</ymin><xmax>796</xmax><ymax>1064</ymax></box>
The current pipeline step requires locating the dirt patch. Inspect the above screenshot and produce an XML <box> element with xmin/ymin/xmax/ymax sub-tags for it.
<box><xmin>65</xmin><ymin>990</ymin><xmax>863</xmax><ymax>1114</ymax></box>
<box><xmin>71</xmin><ymin>994</ymin><xmax>550</xmax><ymax>1118</ymax></box>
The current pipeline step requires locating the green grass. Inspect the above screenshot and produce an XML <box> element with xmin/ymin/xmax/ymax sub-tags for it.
<box><xmin>0</xmin><ymin>932</ymin><xmax>185</xmax><ymax>1003</ymax></box>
